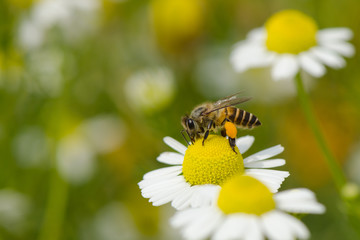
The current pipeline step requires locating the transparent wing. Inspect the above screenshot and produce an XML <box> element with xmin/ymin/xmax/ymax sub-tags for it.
<box><xmin>202</xmin><ymin>93</ymin><xmax>251</xmax><ymax>115</ymax></box>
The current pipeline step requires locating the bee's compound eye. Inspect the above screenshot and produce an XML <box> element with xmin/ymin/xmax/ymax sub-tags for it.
<box><xmin>187</xmin><ymin>119</ymin><xmax>195</xmax><ymax>130</ymax></box>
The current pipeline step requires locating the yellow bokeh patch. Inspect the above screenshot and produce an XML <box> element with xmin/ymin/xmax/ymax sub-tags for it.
<box><xmin>265</xmin><ymin>9</ymin><xmax>318</xmax><ymax>54</ymax></box>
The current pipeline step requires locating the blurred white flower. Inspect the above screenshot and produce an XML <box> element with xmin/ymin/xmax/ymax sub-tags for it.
<box><xmin>195</xmin><ymin>48</ymin><xmax>239</xmax><ymax>99</ymax></box>
<box><xmin>25</xmin><ymin>48</ymin><xmax>65</xmax><ymax>97</ymax></box>
<box><xmin>124</xmin><ymin>67</ymin><xmax>175</xmax><ymax>114</ymax></box>
<box><xmin>230</xmin><ymin>10</ymin><xmax>354</xmax><ymax>81</ymax></box>
<box><xmin>81</xmin><ymin>115</ymin><xmax>127</xmax><ymax>154</ymax></box>
<box><xmin>18</xmin><ymin>0</ymin><xmax>100</xmax><ymax>50</ymax></box>
<box><xmin>12</xmin><ymin>126</ymin><xmax>51</xmax><ymax>168</ymax></box>
<box><xmin>56</xmin><ymin>131</ymin><xmax>96</xmax><ymax>185</ymax></box>
<box><xmin>0</xmin><ymin>190</ymin><xmax>31</xmax><ymax>234</ymax></box>
<box><xmin>80</xmin><ymin>202</ymin><xmax>139</xmax><ymax>240</ymax></box>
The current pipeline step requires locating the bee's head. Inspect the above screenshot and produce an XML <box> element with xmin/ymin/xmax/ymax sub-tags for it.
<box><xmin>181</xmin><ymin>115</ymin><xmax>197</xmax><ymax>140</ymax></box>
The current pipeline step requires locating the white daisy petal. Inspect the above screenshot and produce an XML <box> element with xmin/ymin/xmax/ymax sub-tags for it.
<box><xmin>244</xmin><ymin>159</ymin><xmax>285</xmax><ymax>168</ymax></box>
<box><xmin>310</xmin><ymin>46</ymin><xmax>346</xmax><ymax>69</ymax></box>
<box><xmin>244</xmin><ymin>145</ymin><xmax>284</xmax><ymax>163</ymax></box>
<box><xmin>142</xmin><ymin>166</ymin><xmax>182</xmax><ymax>181</ymax></box>
<box><xmin>262</xmin><ymin>211</ymin><xmax>293</xmax><ymax>240</ymax></box>
<box><xmin>151</xmin><ymin>182</ymin><xmax>189</xmax><ymax>206</ymax></box>
<box><xmin>157</xmin><ymin>152</ymin><xmax>184</xmax><ymax>165</ymax></box>
<box><xmin>163</xmin><ymin>136</ymin><xmax>187</xmax><ymax>155</ymax></box>
<box><xmin>247</xmin><ymin>27</ymin><xmax>266</xmax><ymax>42</ymax></box>
<box><xmin>244</xmin><ymin>215</ymin><xmax>263</xmax><ymax>240</ymax></box>
<box><xmin>317</xmin><ymin>27</ymin><xmax>353</xmax><ymax>42</ymax></box>
<box><xmin>171</xmin><ymin>208</ymin><xmax>204</xmax><ymax>228</ymax></box>
<box><xmin>236</xmin><ymin>135</ymin><xmax>255</xmax><ymax>154</ymax></box>
<box><xmin>174</xmin><ymin>208</ymin><xmax>221</xmax><ymax>240</ymax></box>
<box><xmin>262</xmin><ymin>210</ymin><xmax>309</xmax><ymax>240</ymax></box>
<box><xmin>189</xmin><ymin>185</ymin><xmax>221</xmax><ymax>208</ymax></box>
<box><xmin>141</xmin><ymin>175</ymin><xmax>185</xmax><ymax>195</ymax></box>
<box><xmin>231</xmin><ymin>42</ymin><xmax>275</xmax><ymax>72</ymax></box>
<box><xmin>171</xmin><ymin>187</ymin><xmax>195</xmax><ymax>210</ymax></box>
<box><xmin>245</xmin><ymin>169</ymin><xmax>290</xmax><ymax>193</ymax></box>
<box><xmin>274</xmin><ymin>188</ymin><xmax>317</xmax><ymax>202</ymax></box>
<box><xmin>321</xmin><ymin>41</ymin><xmax>355</xmax><ymax>58</ymax></box>
<box><xmin>275</xmin><ymin>188</ymin><xmax>326</xmax><ymax>214</ymax></box>
<box><xmin>212</xmin><ymin>214</ymin><xmax>248</xmax><ymax>240</ymax></box>
<box><xmin>271</xmin><ymin>54</ymin><xmax>299</xmax><ymax>81</ymax></box>
<box><xmin>299</xmin><ymin>52</ymin><xmax>326</xmax><ymax>78</ymax></box>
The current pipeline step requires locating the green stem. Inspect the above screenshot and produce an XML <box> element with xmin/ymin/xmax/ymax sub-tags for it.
<box><xmin>295</xmin><ymin>74</ymin><xmax>347</xmax><ymax>191</ymax></box>
<box><xmin>38</xmin><ymin>169</ymin><xmax>68</xmax><ymax>240</ymax></box>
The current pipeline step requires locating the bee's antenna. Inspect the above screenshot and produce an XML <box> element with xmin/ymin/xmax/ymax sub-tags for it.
<box><xmin>181</xmin><ymin>129</ymin><xmax>191</xmax><ymax>146</ymax></box>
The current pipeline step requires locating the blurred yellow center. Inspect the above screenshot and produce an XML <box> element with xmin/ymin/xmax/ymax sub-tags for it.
<box><xmin>265</xmin><ymin>10</ymin><xmax>318</xmax><ymax>54</ymax></box>
<box><xmin>182</xmin><ymin>135</ymin><xmax>244</xmax><ymax>185</ymax></box>
<box><xmin>217</xmin><ymin>175</ymin><xmax>275</xmax><ymax>215</ymax></box>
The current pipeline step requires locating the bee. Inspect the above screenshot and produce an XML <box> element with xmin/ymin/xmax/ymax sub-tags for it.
<box><xmin>181</xmin><ymin>93</ymin><xmax>261</xmax><ymax>153</ymax></box>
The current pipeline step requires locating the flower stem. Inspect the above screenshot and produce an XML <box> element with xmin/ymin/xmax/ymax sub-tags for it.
<box><xmin>294</xmin><ymin>74</ymin><xmax>347</xmax><ymax>191</ymax></box>
<box><xmin>37</xmin><ymin>169</ymin><xmax>68</xmax><ymax>240</ymax></box>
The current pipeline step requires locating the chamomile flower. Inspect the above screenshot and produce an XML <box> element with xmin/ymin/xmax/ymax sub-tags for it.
<box><xmin>138</xmin><ymin>135</ymin><xmax>289</xmax><ymax>210</ymax></box>
<box><xmin>171</xmin><ymin>175</ymin><xmax>325</xmax><ymax>240</ymax></box>
<box><xmin>230</xmin><ymin>9</ymin><xmax>355</xmax><ymax>81</ymax></box>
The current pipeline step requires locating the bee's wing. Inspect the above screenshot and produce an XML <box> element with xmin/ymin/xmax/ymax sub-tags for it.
<box><xmin>213</xmin><ymin>92</ymin><xmax>245</xmax><ymax>107</ymax></box>
<box><xmin>202</xmin><ymin>94</ymin><xmax>251</xmax><ymax>115</ymax></box>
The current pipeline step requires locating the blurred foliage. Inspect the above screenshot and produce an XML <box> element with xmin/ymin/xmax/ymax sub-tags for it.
<box><xmin>0</xmin><ymin>0</ymin><xmax>359</xmax><ymax>239</ymax></box>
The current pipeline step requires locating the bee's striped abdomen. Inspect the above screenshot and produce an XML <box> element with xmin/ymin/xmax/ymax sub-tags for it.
<box><xmin>226</xmin><ymin>107</ymin><xmax>261</xmax><ymax>129</ymax></box>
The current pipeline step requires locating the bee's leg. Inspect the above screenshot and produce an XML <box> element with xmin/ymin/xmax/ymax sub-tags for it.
<box><xmin>202</xmin><ymin>120</ymin><xmax>213</xmax><ymax>146</ymax></box>
<box><xmin>221</xmin><ymin>129</ymin><xmax>226</xmax><ymax>137</ymax></box>
<box><xmin>181</xmin><ymin>130</ymin><xmax>191</xmax><ymax>146</ymax></box>
<box><xmin>228</xmin><ymin>137</ymin><xmax>237</xmax><ymax>154</ymax></box>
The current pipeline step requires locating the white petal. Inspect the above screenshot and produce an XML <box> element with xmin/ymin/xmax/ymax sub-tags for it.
<box><xmin>244</xmin><ymin>159</ymin><xmax>285</xmax><ymax>168</ymax></box>
<box><xmin>310</xmin><ymin>46</ymin><xmax>346</xmax><ymax>69</ymax></box>
<box><xmin>157</xmin><ymin>152</ymin><xmax>184</xmax><ymax>165</ymax></box>
<box><xmin>236</xmin><ymin>135</ymin><xmax>255</xmax><ymax>154</ymax></box>
<box><xmin>275</xmin><ymin>188</ymin><xmax>316</xmax><ymax>202</ymax></box>
<box><xmin>317</xmin><ymin>28</ymin><xmax>353</xmax><ymax>42</ymax></box>
<box><xmin>244</xmin><ymin>215</ymin><xmax>263</xmax><ymax>240</ymax></box>
<box><xmin>262</xmin><ymin>211</ymin><xmax>309</xmax><ymax>240</ymax></box>
<box><xmin>189</xmin><ymin>185</ymin><xmax>221</xmax><ymax>208</ymax></box>
<box><xmin>151</xmin><ymin>181</ymin><xmax>189</xmax><ymax>206</ymax></box>
<box><xmin>271</xmin><ymin>54</ymin><xmax>299</xmax><ymax>81</ymax></box>
<box><xmin>245</xmin><ymin>169</ymin><xmax>290</xmax><ymax>193</ymax></box>
<box><xmin>172</xmin><ymin>207</ymin><xmax>221</xmax><ymax>240</ymax></box>
<box><xmin>171</xmin><ymin>187</ymin><xmax>195</xmax><ymax>210</ymax></box>
<box><xmin>277</xmin><ymin>201</ymin><xmax>326</xmax><ymax>214</ymax></box>
<box><xmin>183</xmin><ymin>209</ymin><xmax>222</xmax><ymax>240</ymax></box>
<box><xmin>244</xmin><ymin>145</ymin><xmax>284</xmax><ymax>163</ymax></box>
<box><xmin>230</xmin><ymin>42</ymin><xmax>275</xmax><ymax>72</ymax></box>
<box><xmin>275</xmin><ymin>188</ymin><xmax>325</xmax><ymax>214</ymax></box>
<box><xmin>247</xmin><ymin>27</ymin><xmax>266</xmax><ymax>42</ymax></box>
<box><xmin>299</xmin><ymin>52</ymin><xmax>326</xmax><ymax>78</ymax></box>
<box><xmin>171</xmin><ymin>208</ymin><xmax>205</xmax><ymax>228</ymax></box>
<box><xmin>163</xmin><ymin>136</ymin><xmax>187</xmax><ymax>155</ymax></box>
<box><xmin>212</xmin><ymin>214</ymin><xmax>248</xmax><ymax>240</ymax></box>
<box><xmin>262</xmin><ymin>211</ymin><xmax>293</xmax><ymax>240</ymax></box>
<box><xmin>141</xmin><ymin>175</ymin><xmax>185</xmax><ymax>195</ymax></box>
<box><xmin>320</xmin><ymin>41</ymin><xmax>355</xmax><ymax>58</ymax></box>
<box><xmin>142</xmin><ymin>166</ymin><xmax>182</xmax><ymax>181</ymax></box>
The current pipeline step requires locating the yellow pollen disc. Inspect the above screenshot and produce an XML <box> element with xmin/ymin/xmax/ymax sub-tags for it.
<box><xmin>225</xmin><ymin>122</ymin><xmax>237</xmax><ymax>139</ymax></box>
<box><xmin>217</xmin><ymin>175</ymin><xmax>275</xmax><ymax>215</ymax></box>
<box><xmin>182</xmin><ymin>135</ymin><xmax>244</xmax><ymax>185</ymax></box>
<box><xmin>265</xmin><ymin>10</ymin><xmax>318</xmax><ymax>54</ymax></box>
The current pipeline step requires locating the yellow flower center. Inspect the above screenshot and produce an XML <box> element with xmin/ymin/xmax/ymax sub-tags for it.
<box><xmin>182</xmin><ymin>135</ymin><xmax>244</xmax><ymax>185</ymax></box>
<box><xmin>217</xmin><ymin>175</ymin><xmax>275</xmax><ymax>215</ymax></box>
<box><xmin>265</xmin><ymin>10</ymin><xmax>318</xmax><ymax>54</ymax></box>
